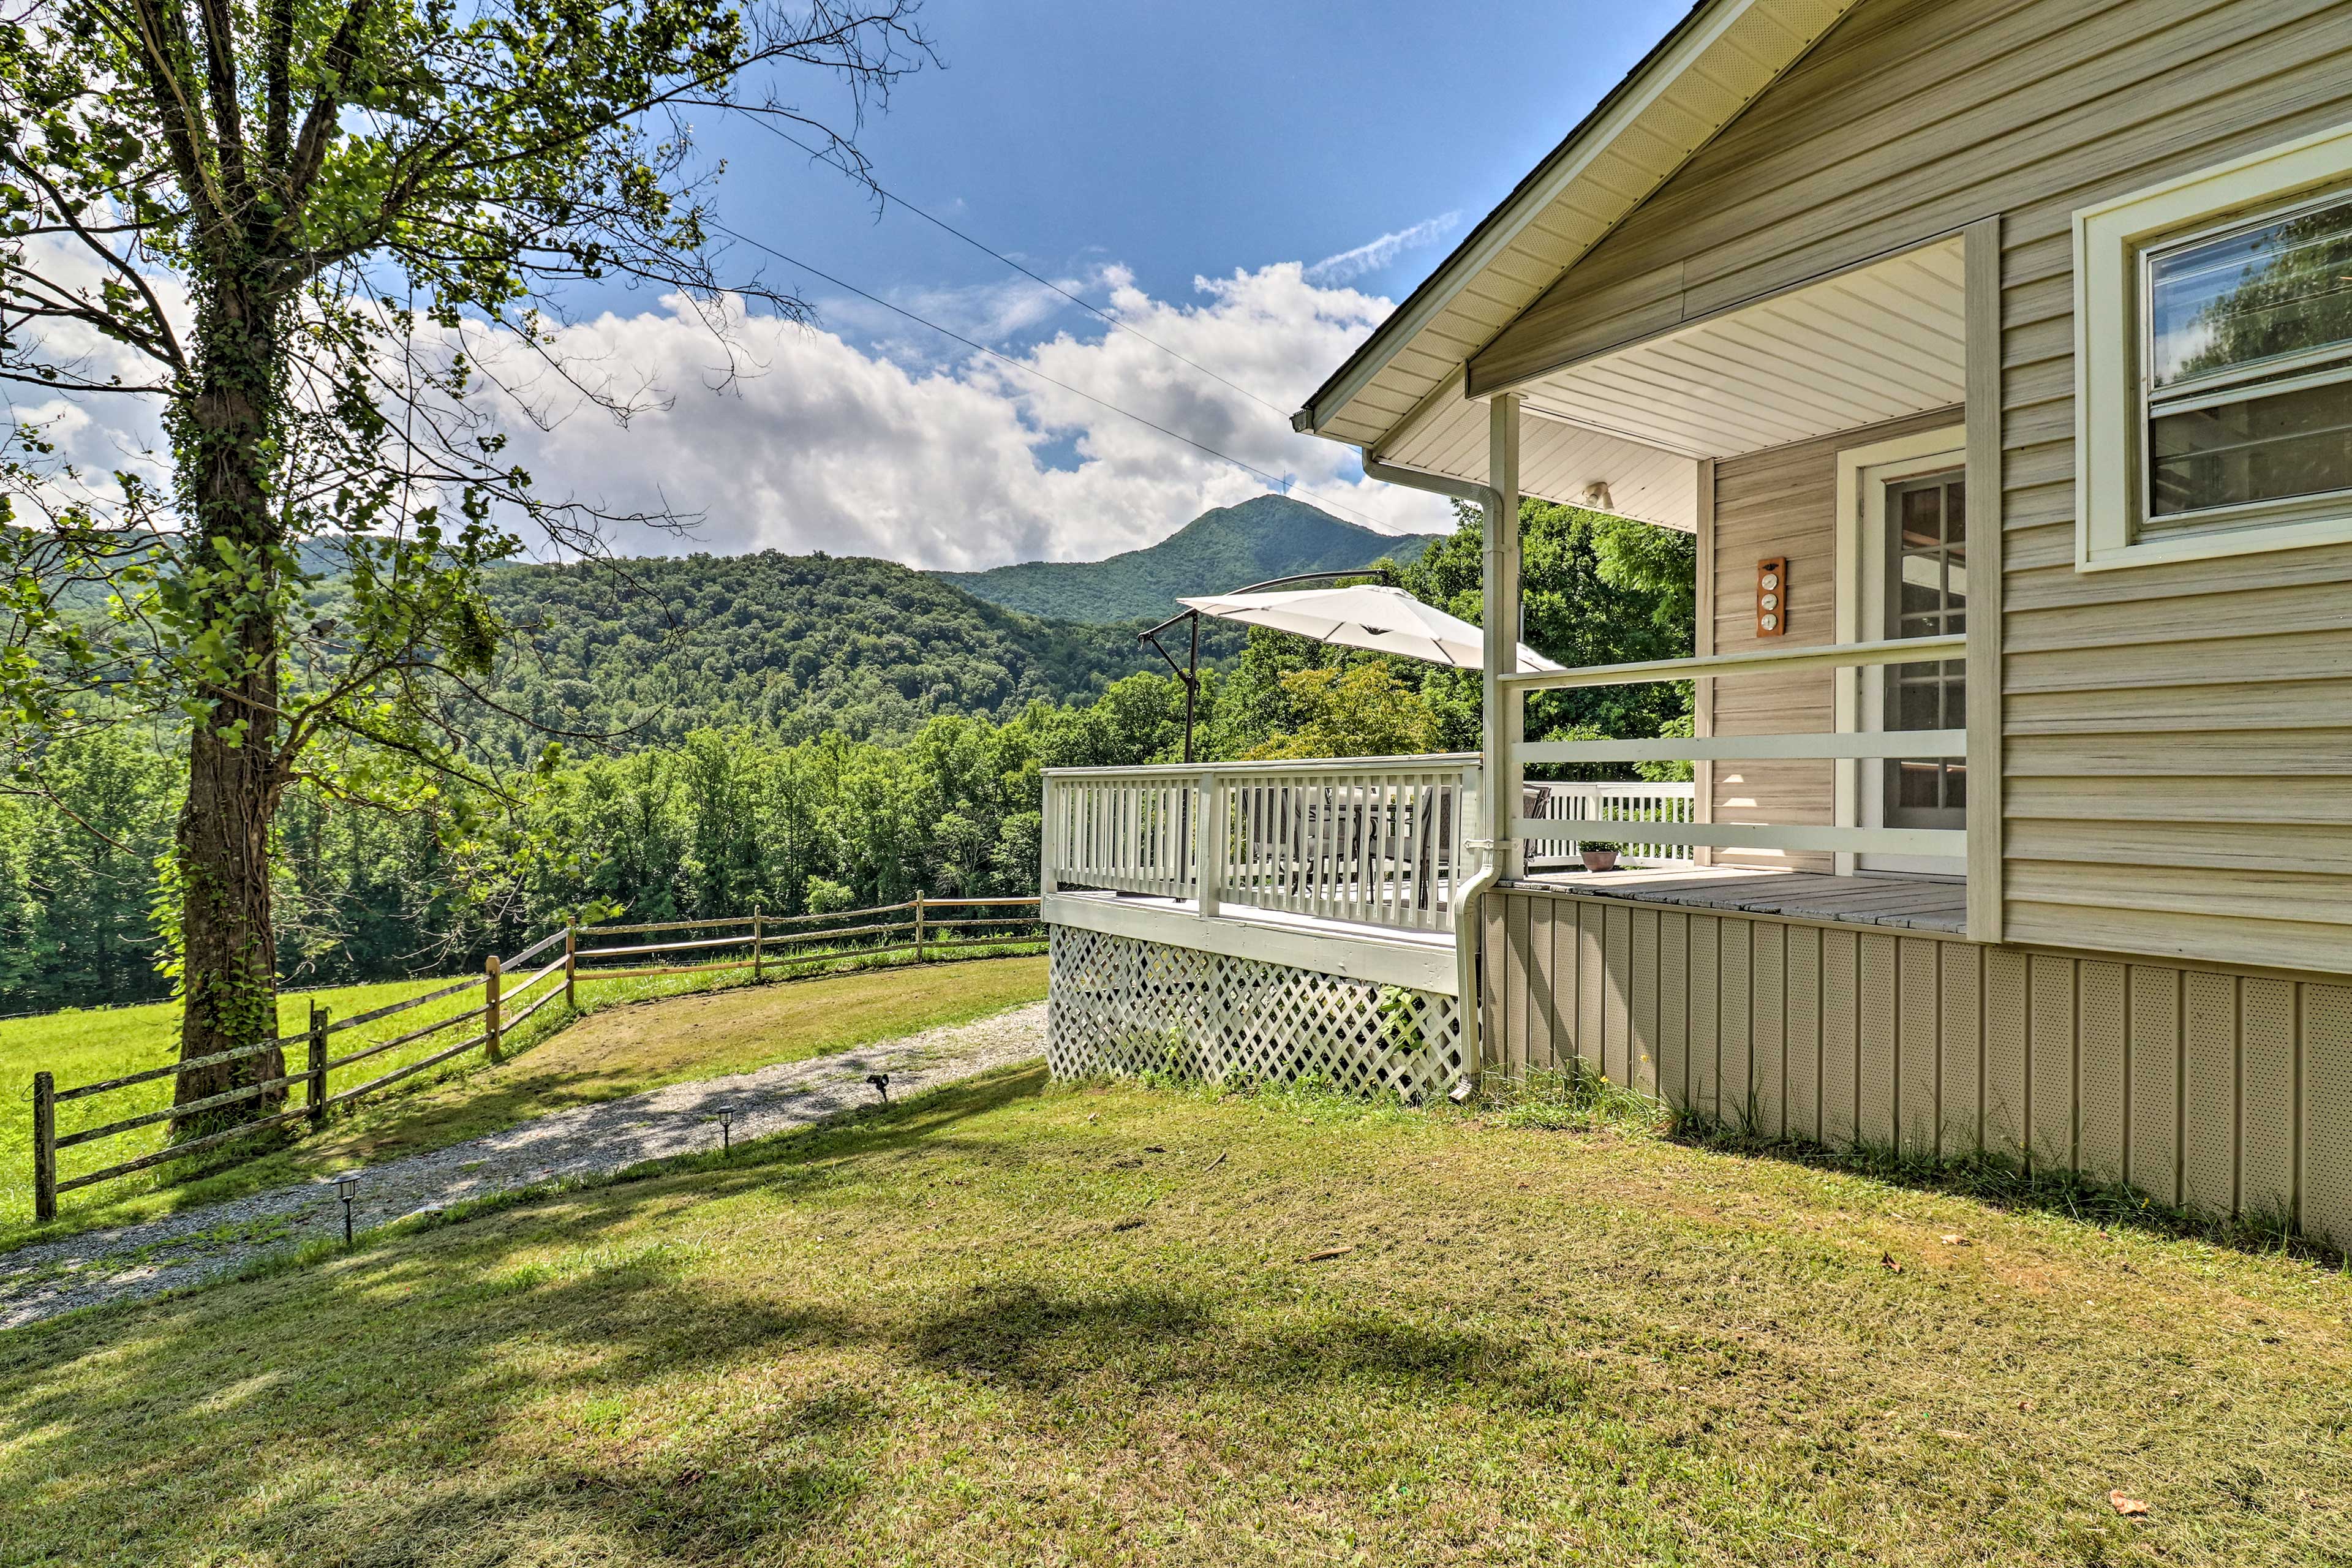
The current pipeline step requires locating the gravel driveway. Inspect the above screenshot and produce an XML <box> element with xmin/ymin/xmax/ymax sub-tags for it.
<box><xmin>0</xmin><ymin>1001</ymin><xmax>1047</xmax><ymax>1331</ymax></box>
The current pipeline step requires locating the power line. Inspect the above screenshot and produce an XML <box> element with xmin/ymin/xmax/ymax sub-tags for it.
<box><xmin>737</xmin><ymin>115</ymin><xmax>1295</xmax><ymax>419</ymax></box>
<box><xmin>706</xmin><ymin>219</ymin><xmax>1400</xmax><ymax>534</ymax></box>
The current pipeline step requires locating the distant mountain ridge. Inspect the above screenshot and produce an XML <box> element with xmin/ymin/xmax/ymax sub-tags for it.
<box><xmin>933</xmin><ymin>494</ymin><xmax>1442</xmax><ymax>624</ymax></box>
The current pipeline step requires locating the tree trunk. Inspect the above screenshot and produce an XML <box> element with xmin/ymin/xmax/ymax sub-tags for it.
<box><xmin>171</xmin><ymin>271</ymin><xmax>289</xmax><ymax>1136</ymax></box>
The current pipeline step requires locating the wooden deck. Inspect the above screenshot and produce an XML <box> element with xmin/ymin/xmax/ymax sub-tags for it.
<box><xmin>1512</xmin><ymin>865</ymin><xmax>1969</xmax><ymax>935</ymax></box>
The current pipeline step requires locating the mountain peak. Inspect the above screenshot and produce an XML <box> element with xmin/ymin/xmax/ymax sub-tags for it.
<box><xmin>934</xmin><ymin>494</ymin><xmax>1441</xmax><ymax>624</ymax></box>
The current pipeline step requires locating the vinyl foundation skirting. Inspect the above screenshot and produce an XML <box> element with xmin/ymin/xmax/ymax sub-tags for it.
<box><xmin>1047</xmin><ymin>925</ymin><xmax>1466</xmax><ymax>1103</ymax></box>
<box><xmin>1482</xmin><ymin>886</ymin><xmax>2352</xmax><ymax>1251</ymax></box>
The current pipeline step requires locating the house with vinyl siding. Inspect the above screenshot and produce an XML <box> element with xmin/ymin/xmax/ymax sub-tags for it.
<box><xmin>1038</xmin><ymin>0</ymin><xmax>2352</xmax><ymax>1250</ymax></box>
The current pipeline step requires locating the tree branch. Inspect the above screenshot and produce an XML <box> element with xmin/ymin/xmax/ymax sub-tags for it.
<box><xmin>0</xmin><ymin>152</ymin><xmax>190</xmax><ymax>374</ymax></box>
<box><xmin>282</xmin><ymin>0</ymin><xmax>378</xmax><ymax>209</ymax></box>
<box><xmin>110</xmin><ymin>0</ymin><xmax>238</xmax><ymax>244</ymax></box>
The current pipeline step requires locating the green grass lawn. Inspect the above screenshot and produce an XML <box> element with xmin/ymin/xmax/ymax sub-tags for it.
<box><xmin>0</xmin><ymin>949</ymin><xmax>1045</xmax><ymax>1250</ymax></box>
<box><xmin>2</xmin><ymin>1068</ymin><xmax>2345</xmax><ymax>1565</ymax></box>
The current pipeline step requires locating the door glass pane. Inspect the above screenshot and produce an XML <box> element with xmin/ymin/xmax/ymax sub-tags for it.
<box><xmin>1883</xmin><ymin>472</ymin><xmax>1968</xmax><ymax>830</ymax></box>
<box><xmin>1896</xmin><ymin>677</ymin><xmax>1942</xmax><ymax>731</ymax></box>
<box><xmin>1901</xmin><ymin>483</ymin><xmax>1942</xmax><ymax>546</ymax></box>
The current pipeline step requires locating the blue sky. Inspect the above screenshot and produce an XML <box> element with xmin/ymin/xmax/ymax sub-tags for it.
<box><xmin>701</xmin><ymin>0</ymin><xmax>1689</xmax><ymax>334</ymax></box>
<box><xmin>56</xmin><ymin>1</ymin><xmax>1697</xmax><ymax>570</ymax></box>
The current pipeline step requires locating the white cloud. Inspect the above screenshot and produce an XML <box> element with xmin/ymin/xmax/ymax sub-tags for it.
<box><xmin>0</xmin><ymin>237</ymin><xmax>178</xmax><ymax>507</ymax></box>
<box><xmin>1303</xmin><ymin>213</ymin><xmax>1461</xmax><ymax>287</ymax></box>
<box><xmin>22</xmin><ymin>255</ymin><xmax>1459</xmax><ymax>571</ymax></box>
<box><xmin>462</xmin><ymin>260</ymin><xmax>1455</xmax><ymax>569</ymax></box>
<box><xmin>821</xmin><ymin>272</ymin><xmax>1077</xmax><ymax>353</ymax></box>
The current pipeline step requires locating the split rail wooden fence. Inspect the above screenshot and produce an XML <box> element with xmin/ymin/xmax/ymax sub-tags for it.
<box><xmin>28</xmin><ymin>893</ymin><xmax>1041</xmax><ymax>1220</ymax></box>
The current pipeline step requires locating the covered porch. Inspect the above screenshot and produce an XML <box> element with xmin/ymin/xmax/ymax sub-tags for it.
<box><xmin>1045</xmin><ymin>225</ymin><xmax>2003</xmax><ymax>1089</ymax></box>
<box><xmin>1358</xmin><ymin>224</ymin><xmax>1999</xmax><ymax>946</ymax></box>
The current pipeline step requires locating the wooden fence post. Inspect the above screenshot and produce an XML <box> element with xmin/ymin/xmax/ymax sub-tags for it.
<box><xmin>484</xmin><ymin>953</ymin><xmax>503</xmax><ymax>1063</ymax></box>
<box><xmin>564</xmin><ymin>919</ymin><xmax>577</xmax><ymax>1010</ymax></box>
<box><xmin>32</xmin><ymin>1071</ymin><xmax>55</xmax><ymax>1223</ymax></box>
<box><xmin>752</xmin><ymin>907</ymin><xmax>764</xmax><ymax>982</ymax></box>
<box><xmin>307</xmin><ymin>1003</ymin><xmax>330</xmax><ymax>1129</ymax></box>
<box><xmin>913</xmin><ymin>891</ymin><xmax>925</xmax><ymax>963</ymax></box>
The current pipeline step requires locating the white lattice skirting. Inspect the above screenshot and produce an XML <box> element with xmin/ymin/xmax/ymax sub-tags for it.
<box><xmin>1047</xmin><ymin>925</ymin><xmax>1466</xmax><ymax>1102</ymax></box>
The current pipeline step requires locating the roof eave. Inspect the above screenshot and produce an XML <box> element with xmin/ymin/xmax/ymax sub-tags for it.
<box><xmin>1293</xmin><ymin>0</ymin><xmax>1787</xmax><ymax>447</ymax></box>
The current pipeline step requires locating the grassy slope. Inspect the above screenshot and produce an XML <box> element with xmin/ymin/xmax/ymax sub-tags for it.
<box><xmin>0</xmin><ymin>954</ymin><xmax>1045</xmax><ymax>1250</ymax></box>
<box><xmin>937</xmin><ymin>494</ymin><xmax>1439</xmax><ymax>622</ymax></box>
<box><xmin>4</xmin><ymin>1071</ymin><xmax>2346</xmax><ymax>1566</ymax></box>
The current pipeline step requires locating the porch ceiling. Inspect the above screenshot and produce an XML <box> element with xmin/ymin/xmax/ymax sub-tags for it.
<box><xmin>1515</xmin><ymin>238</ymin><xmax>1966</xmax><ymax>459</ymax></box>
<box><xmin>1368</xmin><ymin>238</ymin><xmax>1965</xmax><ymax>533</ymax></box>
<box><xmin>1377</xmin><ymin>380</ymin><xmax>1705</xmax><ymax>533</ymax></box>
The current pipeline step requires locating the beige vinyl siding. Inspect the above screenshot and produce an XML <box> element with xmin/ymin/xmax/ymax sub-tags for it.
<box><xmin>1482</xmin><ymin>885</ymin><xmax>2352</xmax><ymax>1250</ymax></box>
<box><xmin>1706</xmin><ymin>409</ymin><xmax>1961</xmax><ymax>871</ymax></box>
<box><xmin>1471</xmin><ymin>0</ymin><xmax>2352</xmax><ymax>974</ymax></box>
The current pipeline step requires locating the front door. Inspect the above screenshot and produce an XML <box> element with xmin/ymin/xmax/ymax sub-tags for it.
<box><xmin>1880</xmin><ymin>471</ymin><xmax>1967</xmax><ymax>832</ymax></box>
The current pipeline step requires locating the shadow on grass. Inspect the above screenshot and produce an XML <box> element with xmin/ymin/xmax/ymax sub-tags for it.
<box><xmin>0</xmin><ymin>1061</ymin><xmax>1567</xmax><ymax>1562</ymax></box>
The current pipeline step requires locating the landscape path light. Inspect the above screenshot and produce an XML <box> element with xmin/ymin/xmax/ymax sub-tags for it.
<box><xmin>715</xmin><ymin>1105</ymin><xmax>734</xmax><ymax>1155</ymax></box>
<box><xmin>331</xmin><ymin>1172</ymin><xmax>361</xmax><ymax>1245</ymax></box>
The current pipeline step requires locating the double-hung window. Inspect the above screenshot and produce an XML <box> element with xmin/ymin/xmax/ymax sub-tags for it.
<box><xmin>2075</xmin><ymin>121</ymin><xmax>2352</xmax><ymax>570</ymax></box>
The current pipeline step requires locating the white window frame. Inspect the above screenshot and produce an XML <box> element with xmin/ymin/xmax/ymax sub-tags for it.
<box><xmin>2073</xmin><ymin>117</ymin><xmax>2352</xmax><ymax>572</ymax></box>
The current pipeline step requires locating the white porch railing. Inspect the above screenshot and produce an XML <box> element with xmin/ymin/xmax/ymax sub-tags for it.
<box><xmin>1501</xmin><ymin>633</ymin><xmax>1970</xmax><ymax>861</ymax></box>
<box><xmin>1043</xmin><ymin>754</ymin><xmax>1483</xmax><ymax>935</ymax></box>
<box><xmin>1521</xmin><ymin>780</ymin><xmax>1698</xmax><ymax>866</ymax></box>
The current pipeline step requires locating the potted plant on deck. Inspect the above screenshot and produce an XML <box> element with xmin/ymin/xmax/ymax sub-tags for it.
<box><xmin>1579</xmin><ymin>840</ymin><xmax>1626</xmax><ymax>873</ymax></box>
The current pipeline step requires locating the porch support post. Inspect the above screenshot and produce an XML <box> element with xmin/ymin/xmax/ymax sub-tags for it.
<box><xmin>1692</xmin><ymin>458</ymin><xmax>1716</xmax><ymax>868</ymax></box>
<box><xmin>1194</xmin><ymin>768</ymin><xmax>1224</xmax><ymax>921</ymax></box>
<box><xmin>1962</xmin><ymin>213</ymin><xmax>2005</xmax><ymax>943</ymax></box>
<box><xmin>1483</xmin><ymin>393</ymin><xmax>1525</xmax><ymax>883</ymax></box>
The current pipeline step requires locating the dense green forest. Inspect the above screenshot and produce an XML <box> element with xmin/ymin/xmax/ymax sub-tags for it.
<box><xmin>933</xmin><ymin>494</ymin><xmax>1438</xmax><ymax>623</ymax></box>
<box><xmin>445</xmin><ymin>549</ymin><xmax>1245</xmax><ymax>760</ymax></box>
<box><xmin>1</xmin><ymin>500</ymin><xmax>1687</xmax><ymax>1015</ymax></box>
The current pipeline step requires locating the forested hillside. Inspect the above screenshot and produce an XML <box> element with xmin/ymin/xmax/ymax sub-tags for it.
<box><xmin>446</xmin><ymin>550</ymin><xmax>1240</xmax><ymax>758</ymax></box>
<box><xmin>934</xmin><ymin>494</ymin><xmax>1439</xmax><ymax>623</ymax></box>
<box><xmin>2</xmin><ymin>500</ymin><xmax>1688</xmax><ymax>1016</ymax></box>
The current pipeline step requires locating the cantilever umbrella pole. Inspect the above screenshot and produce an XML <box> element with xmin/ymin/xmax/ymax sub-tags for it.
<box><xmin>1138</xmin><ymin>566</ymin><xmax>1392</xmax><ymax>763</ymax></box>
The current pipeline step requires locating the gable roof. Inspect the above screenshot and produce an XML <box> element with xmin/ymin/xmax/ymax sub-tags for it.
<box><xmin>1293</xmin><ymin>0</ymin><xmax>1863</xmax><ymax>458</ymax></box>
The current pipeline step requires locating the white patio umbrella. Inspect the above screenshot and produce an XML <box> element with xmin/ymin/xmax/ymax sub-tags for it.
<box><xmin>1177</xmin><ymin>583</ymin><xmax>1561</xmax><ymax>674</ymax></box>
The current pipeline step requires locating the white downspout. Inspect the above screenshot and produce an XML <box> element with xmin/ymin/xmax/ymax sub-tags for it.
<box><xmin>1359</xmin><ymin>420</ymin><xmax>1519</xmax><ymax>1093</ymax></box>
